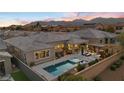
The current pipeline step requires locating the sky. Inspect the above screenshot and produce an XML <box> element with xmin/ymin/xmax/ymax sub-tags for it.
<box><xmin>0</xmin><ymin>12</ymin><xmax>124</xmax><ymax>27</ymax></box>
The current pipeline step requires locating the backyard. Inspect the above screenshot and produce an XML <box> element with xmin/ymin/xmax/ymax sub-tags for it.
<box><xmin>98</xmin><ymin>64</ymin><xmax>124</xmax><ymax>81</ymax></box>
<box><xmin>95</xmin><ymin>56</ymin><xmax>124</xmax><ymax>81</ymax></box>
<box><xmin>11</xmin><ymin>70</ymin><xmax>30</xmax><ymax>81</ymax></box>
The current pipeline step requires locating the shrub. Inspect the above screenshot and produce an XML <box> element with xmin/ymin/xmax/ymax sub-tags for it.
<box><xmin>76</xmin><ymin>64</ymin><xmax>86</xmax><ymax>72</ymax></box>
<box><xmin>58</xmin><ymin>73</ymin><xmax>86</xmax><ymax>81</ymax></box>
<box><xmin>29</xmin><ymin>62</ymin><xmax>35</xmax><ymax>67</ymax></box>
<box><xmin>88</xmin><ymin>60</ymin><xmax>98</xmax><ymax>66</ymax></box>
<box><xmin>120</xmin><ymin>56</ymin><xmax>124</xmax><ymax>60</ymax></box>
<box><xmin>114</xmin><ymin>60</ymin><xmax>123</xmax><ymax>68</ymax></box>
<box><xmin>58</xmin><ymin>73</ymin><xmax>71</xmax><ymax>81</ymax></box>
<box><xmin>93</xmin><ymin>76</ymin><xmax>102</xmax><ymax>81</ymax></box>
<box><xmin>110</xmin><ymin>64</ymin><xmax>117</xmax><ymax>71</ymax></box>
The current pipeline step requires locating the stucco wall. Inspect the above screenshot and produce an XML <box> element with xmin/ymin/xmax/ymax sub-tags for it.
<box><xmin>12</xmin><ymin>56</ymin><xmax>46</xmax><ymax>81</ymax></box>
<box><xmin>4</xmin><ymin>57</ymin><xmax>12</xmax><ymax>74</ymax></box>
<box><xmin>75</xmin><ymin>51</ymin><xmax>123</xmax><ymax>80</ymax></box>
<box><xmin>26</xmin><ymin>48</ymin><xmax>55</xmax><ymax>65</ymax></box>
<box><xmin>0</xmin><ymin>56</ymin><xmax>12</xmax><ymax>74</ymax></box>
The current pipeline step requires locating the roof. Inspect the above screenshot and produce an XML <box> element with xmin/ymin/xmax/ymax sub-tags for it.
<box><xmin>0</xmin><ymin>38</ymin><xmax>7</xmax><ymax>50</ymax></box>
<box><xmin>71</xmin><ymin>28</ymin><xmax>117</xmax><ymax>39</ymax></box>
<box><xmin>0</xmin><ymin>52</ymin><xmax>12</xmax><ymax>57</ymax></box>
<box><xmin>4</xmin><ymin>36</ymin><xmax>54</xmax><ymax>52</ymax></box>
<box><xmin>29</xmin><ymin>32</ymin><xmax>80</xmax><ymax>43</ymax></box>
<box><xmin>89</xmin><ymin>43</ymin><xmax>106</xmax><ymax>47</ymax></box>
<box><xmin>68</xmin><ymin>38</ymin><xmax>88</xmax><ymax>44</ymax></box>
<box><xmin>4</xmin><ymin>32</ymin><xmax>83</xmax><ymax>52</ymax></box>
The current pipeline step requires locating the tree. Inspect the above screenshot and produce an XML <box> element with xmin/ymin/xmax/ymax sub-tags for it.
<box><xmin>106</xmin><ymin>26</ymin><xmax>115</xmax><ymax>33</ymax></box>
<box><xmin>118</xmin><ymin>32</ymin><xmax>124</xmax><ymax>47</ymax></box>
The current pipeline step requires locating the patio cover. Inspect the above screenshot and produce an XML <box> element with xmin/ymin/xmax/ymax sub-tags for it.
<box><xmin>68</xmin><ymin>38</ymin><xmax>88</xmax><ymax>44</ymax></box>
<box><xmin>89</xmin><ymin>43</ymin><xmax>106</xmax><ymax>48</ymax></box>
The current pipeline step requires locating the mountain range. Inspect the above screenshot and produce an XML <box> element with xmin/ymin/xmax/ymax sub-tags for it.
<box><xmin>24</xmin><ymin>17</ymin><xmax>124</xmax><ymax>26</ymax></box>
<box><xmin>1</xmin><ymin>17</ymin><xmax>124</xmax><ymax>30</ymax></box>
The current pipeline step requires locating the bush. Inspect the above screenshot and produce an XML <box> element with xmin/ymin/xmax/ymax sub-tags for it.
<box><xmin>88</xmin><ymin>60</ymin><xmax>98</xmax><ymax>66</ymax></box>
<box><xmin>29</xmin><ymin>62</ymin><xmax>35</xmax><ymax>67</ymax></box>
<box><xmin>110</xmin><ymin>64</ymin><xmax>117</xmax><ymax>71</ymax></box>
<box><xmin>114</xmin><ymin>60</ymin><xmax>123</xmax><ymax>68</ymax></box>
<box><xmin>120</xmin><ymin>56</ymin><xmax>124</xmax><ymax>60</ymax></box>
<box><xmin>58</xmin><ymin>73</ymin><xmax>86</xmax><ymax>81</ymax></box>
<box><xmin>93</xmin><ymin>76</ymin><xmax>102</xmax><ymax>81</ymax></box>
<box><xmin>76</xmin><ymin>64</ymin><xmax>86</xmax><ymax>72</ymax></box>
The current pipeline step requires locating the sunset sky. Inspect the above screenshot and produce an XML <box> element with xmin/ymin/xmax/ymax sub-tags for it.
<box><xmin>0</xmin><ymin>12</ymin><xmax>124</xmax><ymax>27</ymax></box>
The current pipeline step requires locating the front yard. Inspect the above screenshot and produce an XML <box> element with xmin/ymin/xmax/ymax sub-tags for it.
<box><xmin>11</xmin><ymin>70</ymin><xmax>30</xmax><ymax>81</ymax></box>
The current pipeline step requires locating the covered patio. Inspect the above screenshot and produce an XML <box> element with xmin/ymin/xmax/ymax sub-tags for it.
<box><xmin>88</xmin><ymin>43</ymin><xmax>114</xmax><ymax>58</ymax></box>
<box><xmin>54</xmin><ymin>38</ymin><xmax>88</xmax><ymax>59</ymax></box>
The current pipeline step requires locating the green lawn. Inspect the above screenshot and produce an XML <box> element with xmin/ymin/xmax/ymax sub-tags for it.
<box><xmin>11</xmin><ymin>70</ymin><xmax>30</xmax><ymax>81</ymax></box>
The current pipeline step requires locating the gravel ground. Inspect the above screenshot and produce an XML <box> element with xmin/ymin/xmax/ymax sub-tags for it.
<box><xmin>99</xmin><ymin>63</ymin><xmax>124</xmax><ymax>81</ymax></box>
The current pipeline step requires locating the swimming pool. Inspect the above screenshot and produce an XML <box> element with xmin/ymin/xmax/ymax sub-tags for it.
<box><xmin>44</xmin><ymin>60</ymin><xmax>76</xmax><ymax>76</ymax></box>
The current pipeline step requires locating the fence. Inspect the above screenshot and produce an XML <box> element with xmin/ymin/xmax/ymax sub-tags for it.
<box><xmin>75</xmin><ymin>51</ymin><xmax>123</xmax><ymax>80</ymax></box>
<box><xmin>12</xmin><ymin>56</ymin><xmax>47</xmax><ymax>81</ymax></box>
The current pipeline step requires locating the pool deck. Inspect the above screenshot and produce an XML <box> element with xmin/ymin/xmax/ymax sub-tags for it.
<box><xmin>32</xmin><ymin>53</ymin><xmax>100</xmax><ymax>80</ymax></box>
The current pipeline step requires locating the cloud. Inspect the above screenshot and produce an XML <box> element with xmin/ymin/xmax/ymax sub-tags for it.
<box><xmin>0</xmin><ymin>19</ymin><xmax>30</xmax><ymax>27</ymax></box>
<box><xmin>52</xmin><ymin>12</ymin><xmax>124</xmax><ymax>21</ymax></box>
<box><xmin>64</xmin><ymin>12</ymin><xmax>80</xmax><ymax>17</ymax></box>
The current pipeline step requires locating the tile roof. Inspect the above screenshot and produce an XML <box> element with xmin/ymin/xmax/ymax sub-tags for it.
<box><xmin>71</xmin><ymin>28</ymin><xmax>117</xmax><ymax>39</ymax></box>
<box><xmin>4</xmin><ymin>36</ymin><xmax>54</xmax><ymax>52</ymax></box>
<box><xmin>0</xmin><ymin>38</ymin><xmax>7</xmax><ymax>50</ymax></box>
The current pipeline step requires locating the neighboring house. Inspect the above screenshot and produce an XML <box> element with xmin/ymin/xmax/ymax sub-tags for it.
<box><xmin>3</xmin><ymin>30</ymin><xmax>37</xmax><ymax>39</ymax></box>
<box><xmin>0</xmin><ymin>38</ymin><xmax>12</xmax><ymax>76</ymax></box>
<box><xmin>114</xmin><ymin>23</ymin><xmax>124</xmax><ymax>34</ymax></box>
<box><xmin>4</xmin><ymin>29</ymin><xmax>117</xmax><ymax>66</ymax></box>
<box><xmin>82</xmin><ymin>23</ymin><xmax>105</xmax><ymax>30</ymax></box>
<box><xmin>71</xmin><ymin>28</ymin><xmax>117</xmax><ymax>45</ymax></box>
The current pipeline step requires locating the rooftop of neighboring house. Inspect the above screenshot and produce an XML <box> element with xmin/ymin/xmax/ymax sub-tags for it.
<box><xmin>0</xmin><ymin>51</ymin><xmax>12</xmax><ymax>58</ymax></box>
<box><xmin>0</xmin><ymin>38</ymin><xmax>7</xmax><ymax>50</ymax></box>
<box><xmin>3</xmin><ymin>30</ymin><xmax>38</xmax><ymax>39</ymax></box>
<box><xmin>70</xmin><ymin>28</ymin><xmax>117</xmax><ymax>39</ymax></box>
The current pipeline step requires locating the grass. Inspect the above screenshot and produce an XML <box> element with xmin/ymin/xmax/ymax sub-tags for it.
<box><xmin>11</xmin><ymin>70</ymin><xmax>30</xmax><ymax>81</ymax></box>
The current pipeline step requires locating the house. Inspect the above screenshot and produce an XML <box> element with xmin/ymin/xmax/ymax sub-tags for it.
<box><xmin>82</xmin><ymin>23</ymin><xmax>105</xmax><ymax>30</ymax></box>
<box><xmin>4</xmin><ymin>29</ymin><xmax>118</xmax><ymax>66</ymax></box>
<box><xmin>71</xmin><ymin>28</ymin><xmax>117</xmax><ymax>45</ymax></box>
<box><xmin>0</xmin><ymin>38</ymin><xmax>12</xmax><ymax>76</ymax></box>
<box><xmin>70</xmin><ymin>28</ymin><xmax>118</xmax><ymax>58</ymax></box>
<box><xmin>4</xmin><ymin>32</ymin><xmax>88</xmax><ymax>66</ymax></box>
<box><xmin>114</xmin><ymin>23</ymin><xmax>124</xmax><ymax>34</ymax></box>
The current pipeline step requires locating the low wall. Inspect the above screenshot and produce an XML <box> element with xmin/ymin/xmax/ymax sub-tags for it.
<box><xmin>75</xmin><ymin>51</ymin><xmax>123</xmax><ymax>80</ymax></box>
<box><xmin>12</xmin><ymin>56</ymin><xmax>47</xmax><ymax>81</ymax></box>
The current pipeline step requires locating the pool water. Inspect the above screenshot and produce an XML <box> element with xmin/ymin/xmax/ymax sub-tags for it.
<box><xmin>44</xmin><ymin>60</ymin><xmax>76</xmax><ymax>76</ymax></box>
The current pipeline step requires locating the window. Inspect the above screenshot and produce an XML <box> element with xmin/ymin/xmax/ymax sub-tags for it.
<box><xmin>54</xmin><ymin>44</ymin><xmax>64</xmax><ymax>49</ymax></box>
<box><xmin>105</xmin><ymin>38</ymin><xmax>108</xmax><ymax>44</ymax></box>
<box><xmin>39</xmin><ymin>51</ymin><xmax>45</xmax><ymax>58</ymax></box>
<box><xmin>110</xmin><ymin>38</ymin><xmax>115</xmax><ymax>44</ymax></box>
<box><xmin>35</xmin><ymin>52</ymin><xmax>39</xmax><ymax>59</ymax></box>
<box><xmin>100</xmin><ymin>40</ymin><xmax>102</xmax><ymax>43</ymax></box>
<box><xmin>45</xmin><ymin>50</ymin><xmax>49</xmax><ymax>57</ymax></box>
<box><xmin>68</xmin><ymin>44</ymin><xmax>73</xmax><ymax>50</ymax></box>
<box><xmin>34</xmin><ymin>50</ymin><xmax>49</xmax><ymax>59</ymax></box>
